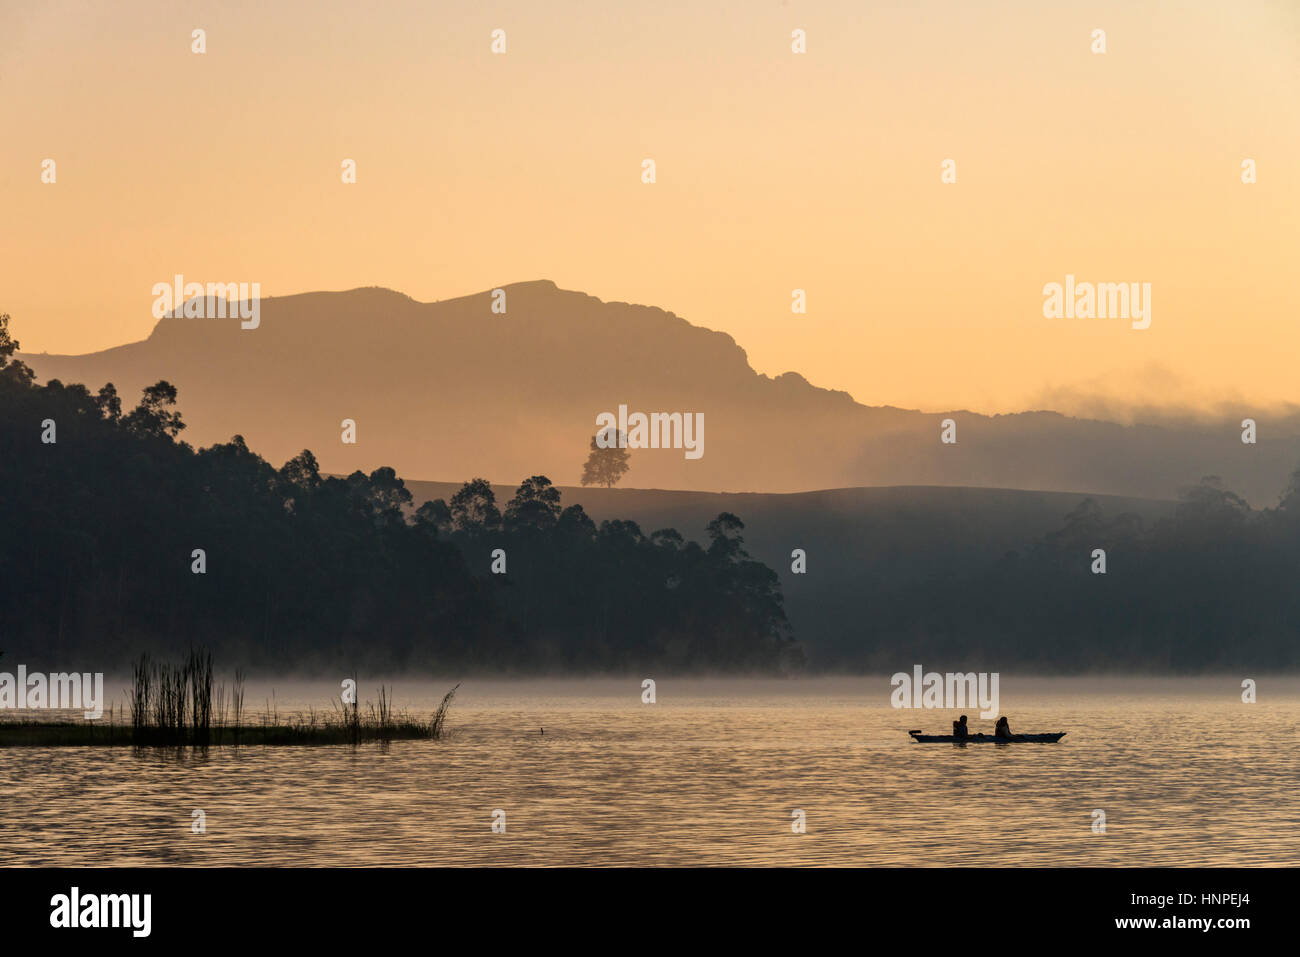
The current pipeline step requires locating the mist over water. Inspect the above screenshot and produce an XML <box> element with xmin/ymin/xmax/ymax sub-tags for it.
<box><xmin>2</xmin><ymin>677</ymin><xmax>1296</xmax><ymax>866</ymax></box>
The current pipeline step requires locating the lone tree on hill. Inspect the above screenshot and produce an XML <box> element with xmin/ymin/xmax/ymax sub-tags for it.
<box><xmin>581</xmin><ymin>430</ymin><xmax>630</xmax><ymax>488</ymax></box>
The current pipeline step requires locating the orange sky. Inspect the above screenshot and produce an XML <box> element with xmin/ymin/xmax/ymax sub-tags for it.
<box><xmin>2</xmin><ymin>0</ymin><xmax>1298</xmax><ymax>416</ymax></box>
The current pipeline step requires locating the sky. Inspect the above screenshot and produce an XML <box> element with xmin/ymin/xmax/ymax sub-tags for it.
<box><xmin>2</xmin><ymin>0</ymin><xmax>1298</xmax><ymax>417</ymax></box>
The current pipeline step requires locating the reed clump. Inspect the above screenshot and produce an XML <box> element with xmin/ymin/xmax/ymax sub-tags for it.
<box><xmin>0</xmin><ymin>651</ymin><xmax>461</xmax><ymax>748</ymax></box>
<box><xmin>111</xmin><ymin>653</ymin><xmax>456</xmax><ymax>747</ymax></box>
<box><xmin>130</xmin><ymin>648</ymin><xmax>214</xmax><ymax>746</ymax></box>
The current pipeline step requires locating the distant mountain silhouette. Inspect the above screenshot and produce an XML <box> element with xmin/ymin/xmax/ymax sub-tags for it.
<box><xmin>20</xmin><ymin>280</ymin><xmax>1300</xmax><ymax>503</ymax></box>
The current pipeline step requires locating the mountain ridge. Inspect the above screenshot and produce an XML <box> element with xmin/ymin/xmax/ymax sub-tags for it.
<box><xmin>18</xmin><ymin>280</ymin><xmax>1300</xmax><ymax>504</ymax></box>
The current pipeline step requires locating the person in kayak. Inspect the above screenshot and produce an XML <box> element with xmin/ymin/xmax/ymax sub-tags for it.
<box><xmin>994</xmin><ymin>716</ymin><xmax>1014</xmax><ymax>739</ymax></box>
<box><xmin>952</xmin><ymin>715</ymin><xmax>969</xmax><ymax>738</ymax></box>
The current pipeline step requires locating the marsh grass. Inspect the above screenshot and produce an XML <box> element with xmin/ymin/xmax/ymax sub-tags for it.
<box><xmin>431</xmin><ymin>683</ymin><xmax>460</xmax><ymax>738</ymax></box>
<box><xmin>0</xmin><ymin>652</ymin><xmax>460</xmax><ymax>748</ymax></box>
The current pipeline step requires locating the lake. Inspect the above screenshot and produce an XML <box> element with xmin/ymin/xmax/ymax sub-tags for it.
<box><xmin>1</xmin><ymin>676</ymin><xmax>1296</xmax><ymax>866</ymax></box>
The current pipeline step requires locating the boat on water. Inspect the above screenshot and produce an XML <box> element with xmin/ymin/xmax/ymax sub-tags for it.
<box><xmin>908</xmin><ymin>730</ymin><xmax>1066</xmax><ymax>743</ymax></box>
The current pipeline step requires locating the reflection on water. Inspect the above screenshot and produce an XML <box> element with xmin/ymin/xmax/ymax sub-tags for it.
<box><xmin>1</xmin><ymin>677</ymin><xmax>1297</xmax><ymax>866</ymax></box>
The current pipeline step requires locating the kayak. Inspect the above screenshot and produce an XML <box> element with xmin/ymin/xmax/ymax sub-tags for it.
<box><xmin>909</xmin><ymin>731</ymin><xmax>1066</xmax><ymax>743</ymax></box>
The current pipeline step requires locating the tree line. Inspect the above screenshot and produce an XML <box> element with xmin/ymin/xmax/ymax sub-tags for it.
<box><xmin>851</xmin><ymin>471</ymin><xmax>1300</xmax><ymax>670</ymax></box>
<box><xmin>0</xmin><ymin>315</ymin><xmax>800</xmax><ymax>672</ymax></box>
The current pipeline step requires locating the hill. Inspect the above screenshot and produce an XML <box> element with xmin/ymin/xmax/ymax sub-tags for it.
<box><xmin>19</xmin><ymin>281</ymin><xmax>1300</xmax><ymax>504</ymax></box>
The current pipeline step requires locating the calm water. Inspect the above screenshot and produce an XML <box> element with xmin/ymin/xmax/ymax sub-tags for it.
<box><xmin>2</xmin><ymin>676</ymin><xmax>1297</xmax><ymax>866</ymax></box>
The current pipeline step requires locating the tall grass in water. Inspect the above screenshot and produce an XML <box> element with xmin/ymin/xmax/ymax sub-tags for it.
<box><xmin>130</xmin><ymin>654</ymin><xmax>151</xmax><ymax>739</ymax></box>
<box><xmin>129</xmin><ymin>649</ymin><xmax>214</xmax><ymax>745</ymax></box>
<box><xmin>232</xmin><ymin>668</ymin><xmax>245</xmax><ymax>742</ymax></box>
<box><xmin>189</xmin><ymin>649</ymin><xmax>213</xmax><ymax>745</ymax></box>
<box><xmin>431</xmin><ymin>683</ymin><xmax>460</xmax><ymax>739</ymax></box>
<box><xmin>348</xmin><ymin>672</ymin><xmax>360</xmax><ymax>743</ymax></box>
<box><xmin>370</xmin><ymin>685</ymin><xmax>393</xmax><ymax>730</ymax></box>
<box><xmin>123</xmin><ymin>653</ymin><xmax>459</xmax><ymax>746</ymax></box>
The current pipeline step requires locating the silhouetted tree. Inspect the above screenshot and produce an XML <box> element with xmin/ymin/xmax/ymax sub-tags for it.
<box><xmin>361</xmin><ymin>466</ymin><xmax>414</xmax><ymax>527</ymax></box>
<box><xmin>279</xmin><ymin>449</ymin><xmax>322</xmax><ymax>490</ymax></box>
<box><xmin>95</xmin><ymin>382</ymin><xmax>122</xmax><ymax>421</ymax></box>
<box><xmin>0</xmin><ymin>313</ymin><xmax>34</xmax><ymax>386</ymax></box>
<box><xmin>1046</xmin><ymin>497</ymin><xmax>1105</xmax><ymax>549</ymax></box>
<box><xmin>1277</xmin><ymin>464</ymin><xmax>1300</xmax><ymax>525</ymax></box>
<box><xmin>414</xmin><ymin>498</ymin><xmax>453</xmax><ymax>536</ymax></box>
<box><xmin>581</xmin><ymin>430</ymin><xmax>630</xmax><ymax>488</ymax></box>
<box><xmin>449</xmin><ymin>477</ymin><xmax>502</xmax><ymax>532</ymax></box>
<box><xmin>505</xmin><ymin>475</ymin><xmax>562</xmax><ymax>530</ymax></box>
<box><xmin>124</xmin><ymin>381</ymin><xmax>185</xmax><ymax>439</ymax></box>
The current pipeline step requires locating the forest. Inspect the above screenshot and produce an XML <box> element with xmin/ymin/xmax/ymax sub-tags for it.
<box><xmin>853</xmin><ymin>471</ymin><xmax>1300</xmax><ymax>670</ymax></box>
<box><xmin>5</xmin><ymin>309</ymin><xmax>1300</xmax><ymax>673</ymax></box>
<box><xmin>0</xmin><ymin>315</ymin><xmax>799</xmax><ymax>672</ymax></box>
